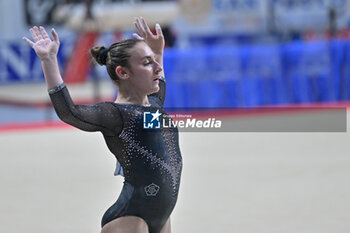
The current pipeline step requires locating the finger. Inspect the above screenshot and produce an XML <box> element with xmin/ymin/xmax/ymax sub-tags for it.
<box><xmin>155</xmin><ymin>24</ymin><xmax>164</xmax><ymax>38</ymax></box>
<box><xmin>140</xmin><ymin>17</ymin><xmax>153</xmax><ymax>36</ymax></box>
<box><xmin>132</xmin><ymin>33</ymin><xmax>144</xmax><ymax>40</ymax></box>
<box><xmin>133</xmin><ymin>21</ymin><xmax>143</xmax><ymax>35</ymax></box>
<box><xmin>22</xmin><ymin>36</ymin><xmax>34</xmax><ymax>47</ymax></box>
<box><xmin>134</xmin><ymin>18</ymin><xmax>144</xmax><ymax>34</ymax></box>
<box><xmin>33</xmin><ymin>26</ymin><xmax>43</xmax><ymax>41</ymax></box>
<box><xmin>29</xmin><ymin>28</ymin><xmax>39</xmax><ymax>42</ymax></box>
<box><xmin>135</xmin><ymin>17</ymin><xmax>146</xmax><ymax>36</ymax></box>
<box><xmin>51</xmin><ymin>28</ymin><xmax>60</xmax><ymax>44</ymax></box>
<box><xmin>40</xmin><ymin>26</ymin><xmax>50</xmax><ymax>41</ymax></box>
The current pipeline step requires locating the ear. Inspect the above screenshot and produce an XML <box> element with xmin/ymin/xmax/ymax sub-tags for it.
<box><xmin>115</xmin><ymin>66</ymin><xmax>130</xmax><ymax>80</ymax></box>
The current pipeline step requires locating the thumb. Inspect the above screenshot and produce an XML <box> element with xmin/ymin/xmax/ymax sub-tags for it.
<box><xmin>51</xmin><ymin>28</ymin><xmax>60</xmax><ymax>44</ymax></box>
<box><xmin>155</xmin><ymin>24</ymin><xmax>163</xmax><ymax>37</ymax></box>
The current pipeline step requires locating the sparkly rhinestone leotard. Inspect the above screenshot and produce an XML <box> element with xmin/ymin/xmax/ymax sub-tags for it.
<box><xmin>49</xmin><ymin>79</ymin><xmax>182</xmax><ymax>233</ymax></box>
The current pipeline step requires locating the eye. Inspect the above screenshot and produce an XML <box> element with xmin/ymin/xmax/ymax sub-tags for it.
<box><xmin>143</xmin><ymin>60</ymin><xmax>152</xmax><ymax>66</ymax></box>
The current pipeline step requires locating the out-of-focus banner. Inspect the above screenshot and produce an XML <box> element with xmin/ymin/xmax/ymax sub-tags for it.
<box><xmin>176</xmin><ymin>0</ymin><xmax>267</xmax><ymax>36</ymax></box>
<box><xmin>163</xmin><ymin>40</ymin><xmax>350</xmax><ymax>107</ymax></box>
<box><xmin>0</xmin><ymin>40</ymin><xmax>67</xmax><ymax>84</ymax></box>
<box><xmin>273</xmin><ymin>0</ymin><xmax>350</xmax><ymax>31</ymax></box>
<box><xmin>175</xmin><ymin>0</ymin><xmax>350</xmax><ymax>46</ymax></box>
<box><xmin>1</xmin><ymin>39</ymin><xmax>350</xmax><ymax>107</ymax></box>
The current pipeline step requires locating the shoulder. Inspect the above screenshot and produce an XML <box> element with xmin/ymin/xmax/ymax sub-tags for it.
<box><xmin>148</xmin><ymin>95</ymin><xmax>163</xmax><ymax>108</ymax></box>
<box><xmin>92</xmin><ymin>102</ymin><xmax>122</xmax><ymax>118</ymax></box>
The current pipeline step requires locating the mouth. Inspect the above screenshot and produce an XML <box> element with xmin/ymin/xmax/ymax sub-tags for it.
<box><xmin>153</xmin><ymin>76</ymin><xmax>161</xmax><ymax>82</ymax></box>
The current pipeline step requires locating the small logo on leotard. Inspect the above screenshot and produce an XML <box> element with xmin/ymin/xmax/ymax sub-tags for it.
<box><xmin>145</xmin><ymin>183</ymin><xmax>160</xmax><ymax>196</ymax></box>
<box><xmin>143</xmin><ymin>110</ymin><xmax>162</xmax><ymax>129</ymax></box>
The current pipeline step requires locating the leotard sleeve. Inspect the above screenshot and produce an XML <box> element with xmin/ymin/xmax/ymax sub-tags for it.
<box><xmin>49</xmin><ymin>83</ymin><xmax>122</xmax><ymax>136</ymax></box>
<box><xmin>148</xmin><ymin>76</ymin><xmax>166</xmax><ymax>107</ymax></box>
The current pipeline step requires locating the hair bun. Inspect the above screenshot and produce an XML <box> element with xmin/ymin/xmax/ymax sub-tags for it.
<box><xmin>90</xmin><ymin>46</ymin><xmax>109</xmax><ymax>66</ymax></box>
<box><xmin>98</xmin><ymin>48</ymin><xmax>109</xmax><ymax>65</ymax></box>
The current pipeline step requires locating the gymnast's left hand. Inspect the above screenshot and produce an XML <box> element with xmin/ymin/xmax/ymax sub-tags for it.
<box><xmin>133</xmin><ymin>17</ymin><xmax>165</xmax><ymax>55</ymax></box>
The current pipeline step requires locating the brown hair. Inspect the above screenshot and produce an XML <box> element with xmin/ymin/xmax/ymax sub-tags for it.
<box><xmin>90</xmin><ymin>39</ymin><xmax>143</xmax><ymax>83</ymax></box>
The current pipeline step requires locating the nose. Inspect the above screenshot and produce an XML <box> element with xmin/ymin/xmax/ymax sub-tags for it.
<box><xmin>154</xmin><ymin>61</ymin><xmax>163</xmax><ymax>74</ymax></box>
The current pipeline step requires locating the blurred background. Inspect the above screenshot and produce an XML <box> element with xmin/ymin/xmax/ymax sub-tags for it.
<box><xmin>1</xmin><ymin>1</ymin><xmax>350</xmax><ymax>233</ymax></box>
<box><xmin>2</xmin><ymin>0</ymin><xmax>350</xmax><ymax>118</ymax></box>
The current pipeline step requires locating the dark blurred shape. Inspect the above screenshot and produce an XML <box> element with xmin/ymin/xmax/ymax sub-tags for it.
<box><xmin>162</xmin><ymin>26</ymin><xmax>176</xmax><ymax>47</ymax></box>
<box><xmin>328</xmin><ymin>7</ymin><xmax>337</xmax><ymax>38</ymax></box>
<box><xmin>24</xmin><ymin>0</ymin><xmax>58</xmax><ymax>25</ymax></box>
<box><xmin>62</xmin><ymin>0</ymin><xmax>93</xmax><ymax>19</ymax></box>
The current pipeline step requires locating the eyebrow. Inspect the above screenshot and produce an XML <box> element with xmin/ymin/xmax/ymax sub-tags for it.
<box><xmin>141</xmin><ymin>56</ymin><xmax>153</xmax><ymax>61</ymax></box>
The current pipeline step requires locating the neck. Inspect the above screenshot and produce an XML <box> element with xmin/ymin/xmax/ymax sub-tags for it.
<box><xmin>115</xmin><ymin>85</ymin><xmax>149</xmax><ymax>105</ymax></box>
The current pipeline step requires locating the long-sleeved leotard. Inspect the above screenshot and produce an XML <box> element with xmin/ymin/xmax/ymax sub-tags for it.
<box><xmin>49</xmin><ymin>79</ymin><xmax>182</xmax><ymax>233</ymax></box>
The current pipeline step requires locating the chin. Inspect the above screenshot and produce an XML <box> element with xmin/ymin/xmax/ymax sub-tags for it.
<box><xmin>149</xmin><ymin>85</ymin><xmax>160</xmax><ymax>95</ymax></box>
<box><xmin>152</xmin><ymin>84</ymin><xmax>159</xmax><ymax>94</ymax></box>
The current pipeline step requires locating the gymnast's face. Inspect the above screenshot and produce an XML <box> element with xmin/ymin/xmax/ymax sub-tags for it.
<box><xmin>122</xmin><ymin>42</ymin><xmax>162</xmax><ymax>95</ymax></box>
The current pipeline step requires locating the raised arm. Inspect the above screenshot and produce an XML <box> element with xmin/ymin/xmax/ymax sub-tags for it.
<box><xmin>133</xmin><ymin>17</ymin><xmax>165</xmax><ymax>78</ymax></box>
<box><xmin>23</xmin><ymin>26</ymin><xmax>122</xmax><ymax>135</ymax></box>
<box><xmin>133</xmin><ymin>17</ymin><xmax>166</xmax><ymax>105</ymax></box>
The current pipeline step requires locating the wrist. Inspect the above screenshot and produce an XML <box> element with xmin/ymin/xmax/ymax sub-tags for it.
<box><xmin>153</xmin><ymin>51</ymin><xmax>163</xmax><ymax>56</ymax></box>
<box><xmin>40</xmin><ymin>53</ymin><xmax>58</xmax><ymax>62</ymax></box>
<box><xmin>154</xmin><ymin>52</ymin><xmax>163</xmax><ymax>62</ymax></box>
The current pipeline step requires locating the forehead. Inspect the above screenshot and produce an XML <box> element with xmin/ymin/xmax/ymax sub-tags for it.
<box><xmin>129</xmin><ymin>42</ymin><xmax>154</xmax><ymax>60</ymax></box>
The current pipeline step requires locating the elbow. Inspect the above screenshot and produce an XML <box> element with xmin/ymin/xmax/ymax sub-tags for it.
<box><xmin>57</xmin><ymin>113</ymin><xmax>70</xmax><ymax>124</ymax></box>
<box><xmin>54</xmin><ymin>108</ymin><xmax>75</xmax><ymax>125</ymax></box>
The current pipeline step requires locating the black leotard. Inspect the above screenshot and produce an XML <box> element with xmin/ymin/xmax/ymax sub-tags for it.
<box><xmin>49</xmin><ymin>79</ymin><xmax>182</xmax><ymax>233</ymax></box>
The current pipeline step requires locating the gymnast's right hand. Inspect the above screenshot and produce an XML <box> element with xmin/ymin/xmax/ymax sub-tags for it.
<box><xmin>22</xmin><ymin>26</ymin><xmax>60</xmax><ymax>61</ymax></box>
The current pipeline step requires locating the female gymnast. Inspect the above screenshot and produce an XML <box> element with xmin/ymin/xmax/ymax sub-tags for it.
<box><xmin>23</xmin><ymin>17</ymin><xmax>182</xmax><ymax>233</ymax></box>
